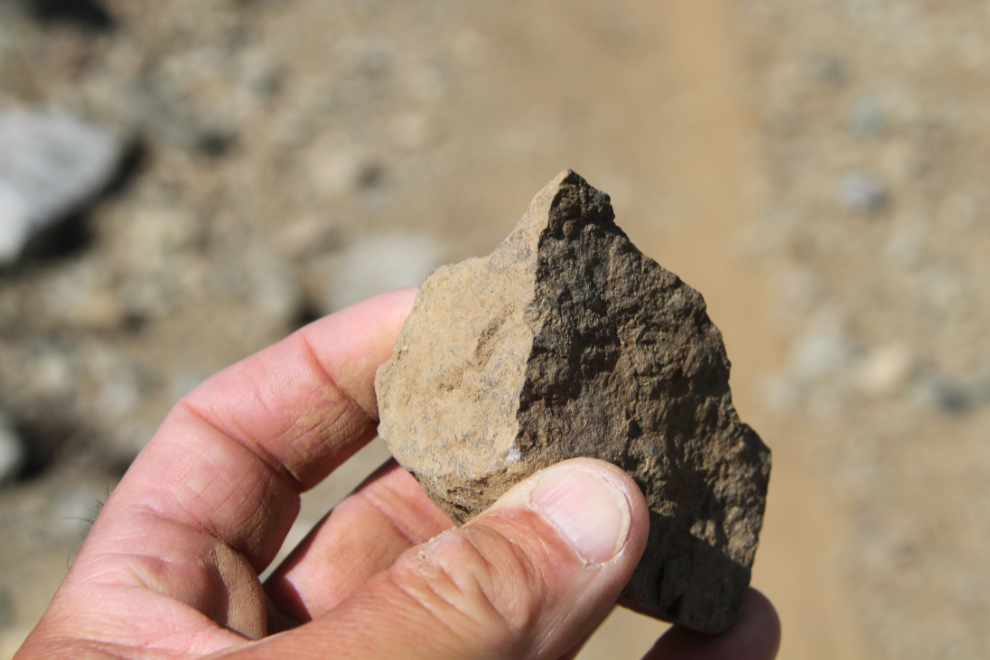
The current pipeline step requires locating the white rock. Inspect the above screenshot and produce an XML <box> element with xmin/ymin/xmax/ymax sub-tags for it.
<box><xmin>0</xmin><ymin>110</ymin><xmax>124</xmax><ymax>265</ymax></box>
<box><xmin>307</xmin><ymin>141</ymin><xmax>365</xmax><ymax>199</ymax></box>
<box><xmin>329</xmin><ymin>233</ymin><xmax>446</xmax><ymax>311</ymax></box>
<box><xmin>0</xmin><ymin>184</ymin><xmax>33</xmax><ymax>262</ymax></box>
<box><xmin>858</xmin><ymin>343</ymin><xmax>914</xmax><ymax>397</ymax></box>
<box><xmin>0</xmin><ymin>412</ymin><xmax>24</xmax><ymax>485</ymax></box>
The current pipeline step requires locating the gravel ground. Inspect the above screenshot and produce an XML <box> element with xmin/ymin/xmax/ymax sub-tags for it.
<box><xmin>741</xmin><ymin>2</ymin><xmax>990</xmax><ymax>658</ymax></box>
<box><xmin>1</xmin><ymin>1</ymin><xmax>988</xmax><ymax>658</ymax></box>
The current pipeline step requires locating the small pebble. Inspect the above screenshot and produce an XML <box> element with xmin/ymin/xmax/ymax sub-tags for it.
<box><xmin>837</xmin><ymin>171</ymin><xmax>888</xmax><ymax>213</ymax></box>
<box><xmin>307</xmin><ymin>142</ymin><xmax>365</xmax><ymax>199</ymax></box>
<box><xmin>917</xmin><ymin>368</ymin><xmax>990</xmax><ymax>414</ymax></box>
<box><xmin>808</xmin><ymin>54</ymin><xmax>846</xmax><ymax>85</ymax></box>
<box><xmin>848</xmin><ymin>98</ymin><xmax>886</xmax><ymax>138</ymax></box>
<box><xmin>239</xmin><ymin>49</ymin><xmax>281</xmax><ymax>104</ymax></box>
<box><xmin>858</xmin><ymin>344</ymin><xmax>914</xmax><ymax>397</ymax></box>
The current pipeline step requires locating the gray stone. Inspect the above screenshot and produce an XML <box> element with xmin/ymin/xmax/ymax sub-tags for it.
<box><xmin>848</xmin><ymin>97</ymin><xmax>886</xmax><ymax>138</ymax></box>
<box><xmin>837</xmin><ymin>171</ymin><xmax>888</xmax><ymax>213</ymax></box>
<box><xmin>376</xmin><ymin>171</ymin><xmax>771</xmax><ymax>634</ymax></box>
<box><xmin>0</xmin><ymin>110</ymin><xmax>125</xmax><ymax>265</ymax></box>
<box><xmin>917</xmin><ymin>367</ymin><xmax>990</xmax><ymax>415</ymax></box>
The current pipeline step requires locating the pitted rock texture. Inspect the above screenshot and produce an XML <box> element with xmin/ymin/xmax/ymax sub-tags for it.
<box><xmin>375</xmin><ymin>170</ymin><xmax>771</xmax><ymax>634</ymax></box>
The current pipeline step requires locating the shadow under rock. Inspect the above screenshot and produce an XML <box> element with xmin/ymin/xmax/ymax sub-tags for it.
<box><xmin>19</xmin><ymin>0</ymin><xmax>116</xmax><ymax>31</ymax></box>
<box><xmin>6</xmin><ymin>416</ymin><xmax>74</xmax><ymax>482</ymax></box>
<box><xmin>16</xmin><ymin>211</ymin><xmax>95</xmax><ymax>265</ymax></box>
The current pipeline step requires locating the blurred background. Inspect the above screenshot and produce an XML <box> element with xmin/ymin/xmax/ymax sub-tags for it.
<box><xmin>1</xmin><ymin>1</ymin><xmax>988</xmax><ymax>657</ymax></box>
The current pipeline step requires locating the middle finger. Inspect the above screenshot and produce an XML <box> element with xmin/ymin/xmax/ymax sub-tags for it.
<box><xmin>264</xmin><ymin>459</ymin><xmax>455</xmax><ymax>621</ymax></box>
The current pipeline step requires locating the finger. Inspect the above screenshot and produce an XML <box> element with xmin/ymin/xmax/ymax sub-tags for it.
<box><xmin>61</xmin><ymin>289</ymin><xmax>416</xmax><ymax>628</ymax></box>
<box><xmin>219</xmin><ymin>458</ymin><xmax>651</xmax><ymax>660</ymax></box>
<box><xmin>265</xmin><ymin>459</ymin><xmax>455</xmax><ymax>622</ymax></box>
<box><xmin>643</xmin><ymin>589</ymin><xmax>780</xmax><ymax>660</ymax></box>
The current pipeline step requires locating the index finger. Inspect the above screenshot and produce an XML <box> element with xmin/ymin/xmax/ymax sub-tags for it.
<box><xmin>85</xmin><ymin>287</ymin><xmax>416</xmax><ymax>572</ymax></box>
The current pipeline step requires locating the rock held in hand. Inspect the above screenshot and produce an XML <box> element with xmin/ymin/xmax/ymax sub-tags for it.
<box><xmin>375</xmin><ymin>170</ymin><xmax>771</xmax><ymax>634</ymax></box>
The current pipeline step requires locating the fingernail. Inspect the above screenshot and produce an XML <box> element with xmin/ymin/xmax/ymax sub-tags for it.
<box><xmin>531</xmin><ymin>467</ymin><xmax>631</xmax><ymax>565</ymax></box>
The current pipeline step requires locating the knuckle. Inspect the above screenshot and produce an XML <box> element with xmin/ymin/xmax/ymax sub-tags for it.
<box><xmin>390</xmin><ymin>517</ymin><xmax>551</xmax><ymax>652</ymax></box>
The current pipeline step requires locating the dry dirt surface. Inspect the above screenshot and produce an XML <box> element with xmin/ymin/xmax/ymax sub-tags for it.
<box><xmin>0</xmin><ymin>1</ymin><xmax>986</xmax><ymax>658</ymax></box>
<box><xmin>739</xmin><ymin>2</ymin><xmax>990</xmax><ymax>658</ymax></box>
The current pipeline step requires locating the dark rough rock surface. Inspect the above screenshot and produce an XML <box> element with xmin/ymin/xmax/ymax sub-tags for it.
<box><xmin>375</xmin><ymin>170</ymin><xmax>771</xmax><ymax>634</ymax></box>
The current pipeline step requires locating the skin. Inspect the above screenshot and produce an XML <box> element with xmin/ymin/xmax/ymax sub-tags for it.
<box><xmin>15</xmin><ymin>288</ymin><xmax>780</xmax><ymax>660</ymax></box>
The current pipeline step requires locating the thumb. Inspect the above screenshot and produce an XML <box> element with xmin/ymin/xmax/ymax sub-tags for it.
<box><xmin>228</xmin><ymin>458</ymin><xmax>650</xmax><ymax>660</ymax></box>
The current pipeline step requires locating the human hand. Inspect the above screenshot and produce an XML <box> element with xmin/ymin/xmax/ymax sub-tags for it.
<box><xmin>16</xmin><ymin>288</ymin><xmax>780</xmax><ymax>660</ymax></box>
